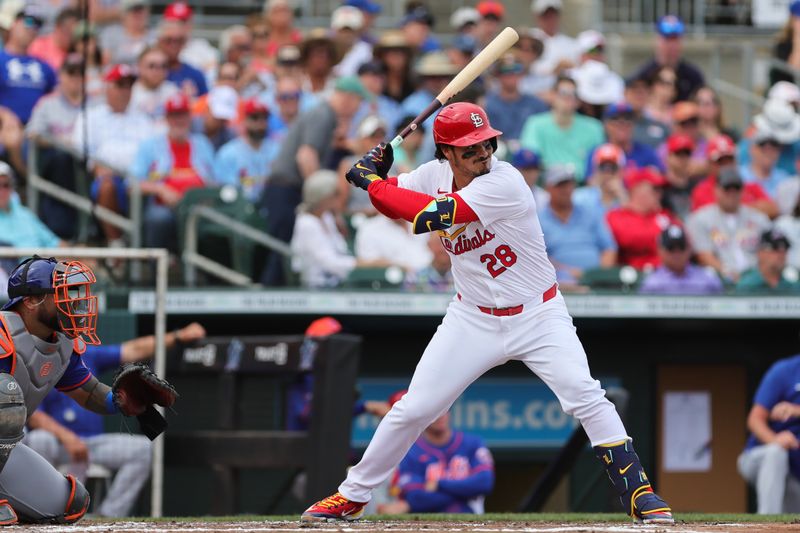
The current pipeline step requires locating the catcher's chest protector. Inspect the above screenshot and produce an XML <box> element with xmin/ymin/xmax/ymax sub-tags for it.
<box><xmin>0</xmin><ymin>311</ymin><xmax>73</xmax><ymax>416</ymax></box>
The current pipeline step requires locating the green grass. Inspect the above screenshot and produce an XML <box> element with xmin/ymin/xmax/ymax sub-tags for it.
<box><xmin>92</xmin><ymin>513</ymin><xmax>799</xmax><ymax>523</ymax></box>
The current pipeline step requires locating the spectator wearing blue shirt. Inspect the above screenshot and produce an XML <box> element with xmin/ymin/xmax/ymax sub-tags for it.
<box><xmin>25</xmin><ymin>322</ymin><xmax>207</xmax><ymax>517</ymax></box>
<box><xmin>131</xmin><ymin>93</ymin><xmax>216</xmax><ymax>250</ymax></box>
<box><xmin>738</xmin><ymin>353</ymin><xmax>800</xmax><ymax>514</ymax></box>
<box><xmin>215</xmin><ymin>99</ymin><xmax>279</xmax><ymax>203</ymax></box>
<box><xmin>574</xmin><ymin>143</ymin><xmax>628</xmax><ymax>216</ymax></box>
<box><xmin>740</xmin><ymin>126</ymin><xmax>792</xmax><ymax>200</ymax></box>
<box><xmin>484</xmin><ymin>54</ymin><xmax>547</xmax><ymax>146</ymax></box>
<box><xmin>639</xmin><ymin>225</ymin><xmax>723</xmax><ymax>295</ymax></box>
<box><xmin>0</xmin><ymin>6</ymin><xmax>57</xmax><ymax>124</ymax></box>
<box><xmin>538</xmin><ymin>165</ymin><xmax>617</xmax><ymax>285</ymax></box>
<box><xmin>157</xmin><ymin>19</ymin><xmax>208</xmax><ymax>97</ymax></box>
<box><xmin>350</xmin><ymin>60</ymin><xmax>402</xmax><ymax>138</ymax></box>
<box><xmin>737</xmin><ymin>98</ymin><xmax>800</xmax><ymax>177</ymax></box>
<box><xmin>381</xmin><ymin>390</ymin><xmax>494</xmax><ymax>515</ymax></box>
<box><xmin>585</xmin><ymin>102</ymin><xmax>665</xmax><ymax>178</ymax></box>
<box><xmin>0</xmin><ymin>162</ymin><xmax>62</xmax><ymax>248</ymax></box>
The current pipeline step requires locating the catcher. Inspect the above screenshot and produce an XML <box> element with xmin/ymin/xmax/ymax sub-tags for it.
<box><xmin>0</xmin><ymin>256</ymin><xmax>178</xmax><ymax>525</ymax></box>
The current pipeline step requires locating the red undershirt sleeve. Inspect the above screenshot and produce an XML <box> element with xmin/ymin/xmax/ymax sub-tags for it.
<box><xmin>367</xmin><ymin>179</ymin><xmax>479</xmax><ymax>224</ymax></box>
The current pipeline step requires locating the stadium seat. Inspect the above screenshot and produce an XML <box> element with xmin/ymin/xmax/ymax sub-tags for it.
<box><xmin>580</xmin><ymin>266</ymin><xmax>640</xmax><ymax>292</ymax></box>
<box><xmin>342</xmin><ymin>267</ymin><xmax>404</xmax><ymax>290</ymax></box>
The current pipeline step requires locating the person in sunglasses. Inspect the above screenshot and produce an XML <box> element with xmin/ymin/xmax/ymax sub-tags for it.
<box><xmin>687</xmin><ymin>167</ymin><xmax>772</xmax><ymax>282</ymax></box>
<box><xmin>0</xmin><ymin>5</ymin><xmax>56</xmax><ymax>125</ymax></box>
<box><xmin>639</xmin><ymin>225</ymin><xmax>722</xmax><ymax>295</ymax></box>
<box><xmin>736</xmin><ymin>229</ymin><xmax>800</xmax><ymax>293</ymax></box>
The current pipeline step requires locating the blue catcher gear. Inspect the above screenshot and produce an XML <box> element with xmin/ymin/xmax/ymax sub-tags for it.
<box><xmin>412</xmin><ymin>196</ymin><xmax>458</xmax><ymax>234</ymax></box>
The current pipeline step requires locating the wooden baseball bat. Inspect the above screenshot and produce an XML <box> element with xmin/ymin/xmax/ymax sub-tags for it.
<box><xmin>389</xmin><ymin>27</ymin><xmax>520</xmax><ymax>149</ymax></box>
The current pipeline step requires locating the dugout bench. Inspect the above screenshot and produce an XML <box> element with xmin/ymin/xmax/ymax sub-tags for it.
<box><xmin>163</xmin><ymin>334</ymin><xmax>361</xmax><ymax>515</ymax></box>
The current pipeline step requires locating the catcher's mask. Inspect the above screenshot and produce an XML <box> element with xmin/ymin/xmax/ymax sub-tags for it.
<box><xmin>3</xmin><ymin>256</ymin><xmax>100</xmax><ymax>345</ymax></box>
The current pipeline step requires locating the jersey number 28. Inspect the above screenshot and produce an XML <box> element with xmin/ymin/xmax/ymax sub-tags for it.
<box><xmin>480</xmin><ymin>244</ymin><xmax>517</xmax><ymax>278</ymax></box>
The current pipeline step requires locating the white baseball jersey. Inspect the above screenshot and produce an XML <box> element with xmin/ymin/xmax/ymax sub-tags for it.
<box><xmin>397</xmin><ymin>157</ymin><xmax>557</xmax><ymax>308</ymax></box>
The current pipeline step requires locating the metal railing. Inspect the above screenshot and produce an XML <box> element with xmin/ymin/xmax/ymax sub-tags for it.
<box><xmin>599</xmin><ymin>0</ymin><xmax>757</xmax><ymax>35</ymax></box>
<box><xmin>183</xmin><ymin>204</ymin><xmax>292</xmax><ymax>287</ymax></box>
<box><xmin>26</xmin><ymin>136</ymin><xmax>143</xmax><ymax>273</ymax></box>
<box><xmin>0</xmin><ymin>246</ymin><xmax>169</xmax><ymax>518</ymax></box>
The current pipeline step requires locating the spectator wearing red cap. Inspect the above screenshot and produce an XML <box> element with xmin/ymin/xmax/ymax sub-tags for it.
<box><xmin>0</xmin><ymin>6</ymin><xmax>57</xmax><ymax>124</ymax></box>
<box><xmin>99</xmin><ymin>0</ymin><xmax>155</xmax><ymax>66</ymax></box>
<box><xmin>214</xmin><ymin>99</ymin><xmax>279</xmax><ymax>202</ymax></box>
<box><xmin>584</xmin><ymin>102</ymin><xmax>664</xmax><ymax>178</ymax></box>
<box><xmin>661</xmin><ymin>133</ymin><xmax>698</xmax><ymax>220</ymax></box>
<box><xmin>690</xmin><ymin>134</ymin><xmax>777</xmax><ymax>217</ymax></box>
<box><xmin>687</xmin><ymin>167</ymin><xmax>772</xmax><ymax>281</ymax></box>
<box><xmin>157</xmin><ymin>19</ymin><xmax>208</xmax><ymax>97</ymax></box>
<box><xmin>28</xmin><ymin>8</ymin><xmax>79</xmax><ymax>70</ymax></box>
<box><xmin>71</xmin><ymin>63</ymin><xmax>154</xmax><ymax>245</ymax></box>
<box><xmin>606</xmin><ymin>167</ymin><xmax>680</xmax><ymax>269</ymax></box>
<box><xmin>575</xmin><ymin>143</ymin><xmax>627</xmax><ymax>215</ymax></box>
<box><xmin>165</xmin><ymin>1</ymin><xmax>219</xmax><ymax>82</ymax></box>
<box><xmin>130</xmin><ymin>92</ymin><xmax>216</xmax><ymax>250</ymax></box>
<box><xmin>130</xmin><ymin>45</ymin><xmax>180</xmax><ymax>122</ymax></box>
<box><xmin>475</xmin><ymin>1</ymin><xmax>503</xmax><ymax>47</ymax></box>
<box><xmin>378</xmin><ymin>389</ymin><xmax>495</xmax><ymax>515</ymax></box>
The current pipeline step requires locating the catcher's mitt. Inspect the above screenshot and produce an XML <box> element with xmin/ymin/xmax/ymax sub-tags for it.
<box><xmin>112</xmin><ymin>363</ymin><xmax>179</xmax><ymax>440</ymax></box>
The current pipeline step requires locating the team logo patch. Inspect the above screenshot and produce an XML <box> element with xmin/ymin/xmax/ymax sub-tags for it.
<box><xmin>6</xmin><ymin>382</ymin><xmax>16</xmax><ymax>391</ymax></box>
<box><xmin>40</xmin><ymin>362</ymin><xmax>53</xmax><ymax>377</ymax></box>
<box><xmin>470</xmin><ymin>112</ymin><xmax>484</xmax><ymax>128</ymax></box>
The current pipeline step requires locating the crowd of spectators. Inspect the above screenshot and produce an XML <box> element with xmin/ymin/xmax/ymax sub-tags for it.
<box><xmin>3</xmin><ymin>0</ymin><xmax>800</xmax><ymax>294</ymax></box>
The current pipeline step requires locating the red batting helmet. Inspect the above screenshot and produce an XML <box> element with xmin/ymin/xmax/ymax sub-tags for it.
<box><xmin>433</xmin><ymin>102</ymin><xmax>502</xmax><ymax>147</ymax></box>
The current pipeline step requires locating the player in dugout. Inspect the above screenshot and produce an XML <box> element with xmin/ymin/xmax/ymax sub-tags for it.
<box><xmin>378</xmin><ymin>390</ymin><xmax>494</xmax><ymax>515</ymax></box>
<box><xmin>302</xmin><ymin>102</ymin><xmax>673</xmax><ymax>524</ymax></box>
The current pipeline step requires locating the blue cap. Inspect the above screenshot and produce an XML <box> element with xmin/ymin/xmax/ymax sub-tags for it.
<box><xmin>512</xmin><ymin>149</ymin><xmax>540</xmax><ymax>169</ymax></box>
<box><xmin>401</xmin><ymin>6</ymin><xmax>434</xmax><ymax>27</ymax></box>
<box><xmin>792</xmin><ymin>1</ymin><xmax>800</xmax><ymax>18</ymax></box>
<box><xmin>344</xmin><ymin>0</ymin><xmax>382</xmax><ymax>15</ymax></box>
<box><xmin>656</xmin><ymin>15</ymin><xmax>685</xmax><ymax>37</ymax></box>
<box><xmin>2</xmin><ymin>256</ymin><xmax>57</xmax><ymax>311</ymax></box>
<box><xmin>603</xmin><ymin>101</ymin><xmax>634</xmax><ymax>120</ymax></box>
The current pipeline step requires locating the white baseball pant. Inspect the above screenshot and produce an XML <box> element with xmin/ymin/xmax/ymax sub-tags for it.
<box><xmin>339</xmin><ymin>291</ymin><xmax>628</xmax><ymax>502</ymax></box>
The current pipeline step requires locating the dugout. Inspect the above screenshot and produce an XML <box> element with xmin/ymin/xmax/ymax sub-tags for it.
<box><xmin>116</xmin><ymin>289</ymin><xmax>800</xmax><ymax>515</ymax></box>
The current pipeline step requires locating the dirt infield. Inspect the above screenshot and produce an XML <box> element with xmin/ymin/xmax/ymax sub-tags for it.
<box><xmin>20</xmin><ymin>520</ymin><xmax>800</xmax><ymax>533</ymax></box>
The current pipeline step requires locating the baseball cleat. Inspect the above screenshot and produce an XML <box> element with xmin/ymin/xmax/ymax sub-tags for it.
<box><xmin>300</xmin><ymin>492</ymin><xmax>366</xmax><ymax>522</ymax></box>
<box><xmin>632</xmin><ymin>491</ymin><xmax>674</xmax><ymax>524</ymax></box>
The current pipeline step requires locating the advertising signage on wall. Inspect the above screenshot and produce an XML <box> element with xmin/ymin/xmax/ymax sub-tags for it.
<box><xmin>352</xmin><ymin>378</ymin><xmax>595</xmax><ymax>448</ymax></box>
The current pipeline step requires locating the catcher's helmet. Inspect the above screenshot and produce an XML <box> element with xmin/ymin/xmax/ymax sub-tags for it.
<box><xmin>2</xmin><ymin>256</ymin><xmax>100</xmax><ymax>345</ymax></box>
<box><xmin>432</xmin><ymin>102</ymin><xmax>502</xmax><ymax>148</ymax></box>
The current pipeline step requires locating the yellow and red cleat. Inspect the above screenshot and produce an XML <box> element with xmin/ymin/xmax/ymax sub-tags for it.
<box><xmin>300</xmin><ymin>492</ymin><xmax>366</xmax><ymax>522</ymax></box>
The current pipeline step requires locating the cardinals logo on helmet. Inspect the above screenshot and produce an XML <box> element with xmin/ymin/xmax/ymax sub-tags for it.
<box><xmin>470</xmin><ymin>112</ymin><xmax>484</xmax><ymax>128</ymax></box>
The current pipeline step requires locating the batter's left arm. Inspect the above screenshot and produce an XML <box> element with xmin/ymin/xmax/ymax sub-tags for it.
<box><xmin>367</xmin><ymin>180</ymin><xmax>479</xmax><ymax>234</ymax></box>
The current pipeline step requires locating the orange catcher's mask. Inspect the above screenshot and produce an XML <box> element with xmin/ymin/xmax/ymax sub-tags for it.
<box><xmin>3</xmin><ymin>256</ymin><xmax>100</xmax><ymax>346</ymax></box>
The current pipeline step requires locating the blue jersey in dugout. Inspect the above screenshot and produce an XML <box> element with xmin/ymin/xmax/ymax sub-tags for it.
<box><xmin>745</xmin><ymin>354</ymin><xmax>800</xmax><ymax>479</ymax></box>
<box><xmin>395</xmin><ymin>431</ymin><xmax>494</xmax><ymax>513</ymax></box>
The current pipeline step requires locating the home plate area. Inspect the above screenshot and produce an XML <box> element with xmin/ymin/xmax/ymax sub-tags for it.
<box><xmin>20</xmin><ymin>519</ymin><xmax>800</xmax><ymax>533</ymax></box>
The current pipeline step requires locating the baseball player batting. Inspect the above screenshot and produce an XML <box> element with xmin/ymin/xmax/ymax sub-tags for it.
<box><xmin>301</xmin><ymin>103</ymin><xmax>673</xmax><ymax>524</ymax></box>
<box><xmin>0</xmin><ymin>256</ymin><xmax>177</xmax><ymax>525</ymax></box>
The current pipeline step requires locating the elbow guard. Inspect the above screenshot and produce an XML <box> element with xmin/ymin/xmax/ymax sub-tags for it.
<box><xmin>412</xmin><ymin>196</ymin><xmax>457</xmax><ymax>234</ymax></box>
